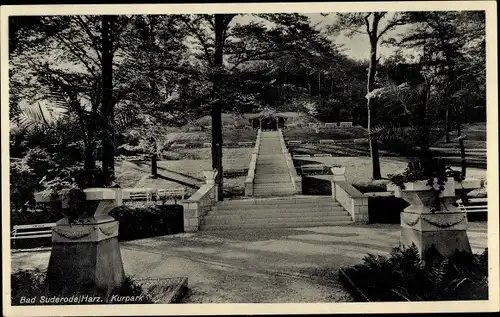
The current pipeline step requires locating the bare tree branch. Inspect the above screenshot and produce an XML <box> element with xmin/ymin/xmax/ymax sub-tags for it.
<box><xmin>74</xmin><ymin>16</ymin><xmax>102</xmax><ymax>61</ymax></box>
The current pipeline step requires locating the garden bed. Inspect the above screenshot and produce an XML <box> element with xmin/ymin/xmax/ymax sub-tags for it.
<box><xmin>283</xmin><ymin>127</ymin><xmax>367</xmax><ymax>142</ymax></box>
<box><xmin>339</xmin><ymin>246</ymin><xmax>488</xmax><ymax>302</ymax></box>
<box><xmin>11</xmin><ymin>269</ymin><xmax>188</xmax><ymax>305</ymax></box>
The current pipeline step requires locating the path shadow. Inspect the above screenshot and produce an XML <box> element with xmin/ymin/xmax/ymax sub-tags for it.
<box><xmin>127</xmin><ymin>161</ymin><xmax>202</xmax><ymax>189</ymax></box>
<box><xmin>129</xmin><ymin>160</ymin><xmax>204</xmax><ymax>182</ymax></box>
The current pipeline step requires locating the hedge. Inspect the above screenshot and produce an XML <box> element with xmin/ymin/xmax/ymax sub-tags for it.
<box><xmin>11</xmin><ymin>204</ymin><xmax>184</xmax><ymax>248</ymax></box>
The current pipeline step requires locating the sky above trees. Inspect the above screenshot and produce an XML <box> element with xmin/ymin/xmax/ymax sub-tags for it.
<box><xmin>233</xmin><ymin>12</ymin><xmax>410</xmax><ymax>61</ymax></box>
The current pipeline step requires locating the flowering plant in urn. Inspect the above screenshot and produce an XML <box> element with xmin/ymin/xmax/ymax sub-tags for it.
<box><xmin>369</xmin><ymin>76</ymin><xmax>472</xmax><ymax>257</ymax></box>
<box><xmin>36</xmin><ymin>167</ymin><xmax>113</xmax><ymax>224</ymax></box>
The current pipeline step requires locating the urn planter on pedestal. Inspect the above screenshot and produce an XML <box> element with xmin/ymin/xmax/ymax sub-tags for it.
<box><xmin>34</xmin><ymin>188</ymin><xmax>125</xmax><ymax>293</ymax></box>
<box><xmin>331</xmin><ymin>166</ymin><xmax>346</xmax><ymax>181</ymax></box>
<box><xmin>398</xmin><ymin>177</ymin><xmax>471</xmax><ymax>258</ymax></box>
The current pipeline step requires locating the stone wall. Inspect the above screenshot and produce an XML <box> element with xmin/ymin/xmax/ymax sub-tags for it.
<box><xmin>244</xmin><ymin>129</ymin><xmax>261</xmax><ymax>196</ymax></box>
<box><xmin>181</xmin><ymin>173</ymin><xmax>218</xmax><ymax>232</ymax></box>
<box><xmin>278</xmin><ymin>129</ymin><xmax>302</xmax><ymax>194</ymax></box>
<box><xmin>332</xmin><ymin>181</ymin><xmax>369</xmax><ymax>224</ymax></box>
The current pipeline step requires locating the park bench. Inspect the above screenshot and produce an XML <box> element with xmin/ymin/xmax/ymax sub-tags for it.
<box><xmin>203</xmin><ymin>142</ymin><xmax>211</xmax><ymax>147</ymax></box>
<box><xmin>319</xmin><ymin>139</ymin><xmax>336</xmax><ymax>144</ymax></box>
<box><xmin>324</xmin><ymin>123</ymin><xmax>338</xmax><ymax>128</ymax></box>
<box><xmin>287</xmin><ymin>140</ymin><xmax>302</xmax><ymax>145</ymax></box>
<box><xmin>238</xmin><ymin>141</ymin><xmax>253</xmax><ymax>147</ymax></box>
<box><xmin>339</xmin><ymin>122</ymin><xmax>353</xmax><ymax>127</ymax></box>
<box><xmin>170</xmin><ymin>143</ymin><xmax>187</xmax><ymax>148</ymax></box>
<box><xmin>457</xmin><ymin>197</ymin><xmax>487</xmax><ymax>213</ymax></box>
<box><xmin>292</xmin><ymin>154</ymin><xmax>311</xmax><ymax>158</ymax></box>
<box><xmin>314</xmin><ymin>153</ymin><xmax>333</xmax><ymax>157</ymax></box>
<box><xmin>157</xmin><ymin>188</ymin><xmax>187</xmax><ymax>200</ymax></box>
<box><xmin>11</xmin><ymin>223</ymin><xmax>56</xmax><ymax>249</ymax></box>
<box><xmin>129</xmin><ymin>191</ymin><xmax>153</xmax><ymax>203</ymax></box>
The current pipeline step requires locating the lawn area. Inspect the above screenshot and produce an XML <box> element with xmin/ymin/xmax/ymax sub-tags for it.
<box><xmin>295</xmin><ymin>156</ymin><xmax>487</xmax><ymax>185</ymax></box>
<box><xmin>115</xmin><ymin>147</ymin><xmax>252</xmax><ymax>196</ymax></box>
<box><xmin>166</xmin><ymin>129</ymin><xmax>257</xmax><ymax>144</ymax></box>
<box><xmin>299</xmin><ymin>156</ymin><xmax>409</xmax><ymax>184</ymax></box>
<box><xmin>167</xmin><ymin>147</ymin><xmax>253</xmax><ymax>161</ymax></box>
<box><xmin>283</xmin><ymin>127</ymin><xmax>367</xmax><ymax>142</ymax></box>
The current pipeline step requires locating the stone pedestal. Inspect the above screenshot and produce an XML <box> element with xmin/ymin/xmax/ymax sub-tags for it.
<box><xmin>35</xmin><ymin>188</ymin><xmax>125</xmax><ymax>292</ymax></box>
<box><xmin>399</xmin><ymin>178</ymin><xmax>471</xmax><ymax>258</ymax></box>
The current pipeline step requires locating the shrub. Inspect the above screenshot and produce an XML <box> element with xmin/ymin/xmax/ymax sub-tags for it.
<box><xmin>368</xmin><ymin>196</ymin><xmax>409</xmax><ymax>224</ymax></box>
<box><xmin>11</xmin><ymin>207</ymin><xmax>63</xmax><ymax>228</ymax></box>
<box><xmin>302</xmin><ymin>176</ymin><xmax>331</xmax><ymax>195</ymax></box>
<box><xmin>11</xmin><ymin>205</ymin><xmax>184</xmax><ymax>249</ymax></box>
<box><xmin>10</xmin><ymin>148</ymin><xmax>59</xmax><ymax>211</ymax></box>
<box><xmin>340</xmin><ymin>245</ymin><xmax>488</xmax><ymax>301</ymax></box>
<box><xmin>109</xmin><ymin>205</ymin><xmax>184</xmax><ymax>241</ymax></box>
<box><xmin>379</xmin><ymin>138</ymin><xmax>417</xmax><ymax>157</ymax></box>
<box><xmin>11</xmin><ymin>269</ymin><xmax>153</xmax><ymax>305</ymax></box>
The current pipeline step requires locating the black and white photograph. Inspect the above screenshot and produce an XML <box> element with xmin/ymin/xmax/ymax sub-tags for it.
<box><xmin>2</xmin><ymin>1</ymin><xmax>498</xmax><ymax>316</ymax></box>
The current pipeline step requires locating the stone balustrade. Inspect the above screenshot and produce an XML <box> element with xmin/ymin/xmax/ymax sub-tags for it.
<box><xmin>180</xmin><ymin>170</ymin><xmax>218</xmax><ymax>232</ymax></box>
<box><xmin>331</xmin><ymin>180</ymin><xmax>369</xmax><ymax>224</ymax></box>
<box><xmin>244</xmin><ymin>129</ymin><xmax>261</xmax><ymax>196</ymax></box>
<box><xmin>278</xmin><ymin>129</ymin><xmax>302</xmax><ymax>194</ymax></box>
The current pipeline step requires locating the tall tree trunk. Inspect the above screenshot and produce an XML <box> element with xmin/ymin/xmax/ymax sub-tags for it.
<box><xmin>458</xmin><ymin>136</ymin><xmax>467</xmax><ymax>177</ymax></box>
<box><xmin>433</xmin><ymin>12</ymin><xmax>456</xmax><ymax>144</ymax></box>
<box><xmin>84</xmin><ymin>136</ymin><xmax>96</xmax><ymax>187</ymax></box>
<box><xmin>367</xmin><ymin>35</ymin><xmax>382</xmax><ymax>180</ymax></box>
<box><xmin>101</xmin><ymin>15</ymin><xmax>115</xmax><ymax>185</ymax></box>
<box><xmin>212</xmin><ymin>14</ymin><xmax>225</xmax><ymax>201</ymax></box>
<box><xmin>151</xmin><ymin>137</ymin><xmax>158</xmax><ymax>177</ymax></box>
<box><xmin>318</xmin><ymin>72</ymin><xmax>321</xmax><ymax>98</ymax></box>
<box><xmin>445</xmin><ymin>109</ymin><xmax>451</xmax><ymax>143</ymax></box>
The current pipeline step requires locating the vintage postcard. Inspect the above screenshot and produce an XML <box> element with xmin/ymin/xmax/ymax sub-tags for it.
<box><xmin>2</xmin><ymin>1</ymin><xmax>498</xmax><ymax>316</ymax></box>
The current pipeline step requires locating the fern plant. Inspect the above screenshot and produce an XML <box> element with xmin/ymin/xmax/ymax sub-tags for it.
<box><xmin>341</xmin><ymin>245</ymin><xmax>488</xmax><ymax>301</ymax></box>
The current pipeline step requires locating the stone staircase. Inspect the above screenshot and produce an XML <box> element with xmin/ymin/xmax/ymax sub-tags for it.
<box><xmin>201</xmin><ymin>196</ymin><xmax>352</xmax><ymax>230</ymax></box>
<box><xmin>253</xmin><ymin>131</ymin><xmax>294</xmax><ymax>197</ymax></box>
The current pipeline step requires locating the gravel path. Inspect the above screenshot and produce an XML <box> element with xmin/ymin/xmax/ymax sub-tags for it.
<box><xmin>11</xmin><ymin>223</ymin><xmax>487</xmax><ymax>303</ymax></box>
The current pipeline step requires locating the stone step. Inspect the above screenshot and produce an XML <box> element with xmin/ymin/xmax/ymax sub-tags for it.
<box><xmin>253</xmin><ymin>185</ymin><xmax>293</xmax><ymax>188</ymax></box>
<box><xmin>253</xmin><ymin>186</ymin><xmax>294</xmax><ymax>190</ymax></box>
<box><xmin>254</xmin><ymin>175</ymin><xmax>291</xmax><ymax>184</ymax></box>
<box><xmin>207</xmin><ymin>209</ymin><xmax>348</xmax><ymax>218</ymax></box>
<box><xmin>212</xmin><ymin>207</ymin><xmax>346</xmax><ymax>216</ymax></box>
<box><xmin>256</xmin><ymin>160</ymin><xmax>287</xmax><ymax>163</ymax></box>
<box><xmin>201</xmin><ymin>220</ymin><xmax>353</xmax><ymax>230</ymax></box>
<box><xmin>253</xmin><ymin>183</ymin><xmax>293</xmax><ymax>188</ymax></box>
<box><xmin>204</xmin><ymin>215</ymin><xmax>351</xmax><ymax>226</ymax></box>
<box><xmin>256</xmin><ymin>164</ymin><xmax>287</xmax><ymax>168</ymax></box>
<box><xmin>255</xmin><ymin>173</ymin><xmax>290</xmax><ymax>177</ymax></box>
<box><xmin>253</xmin><ymin>192</ymin><xmax>295</xmax><ymax>197</ymax></box>
<box><xmin>214</xmin><ymin>202</ymin><xmax>343</xmax><ymax>211</ymax></box>
<box><xmin>219</xmin><ymin>196</ymin><xmax>336</xmax><ymax>206</ymax></box>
